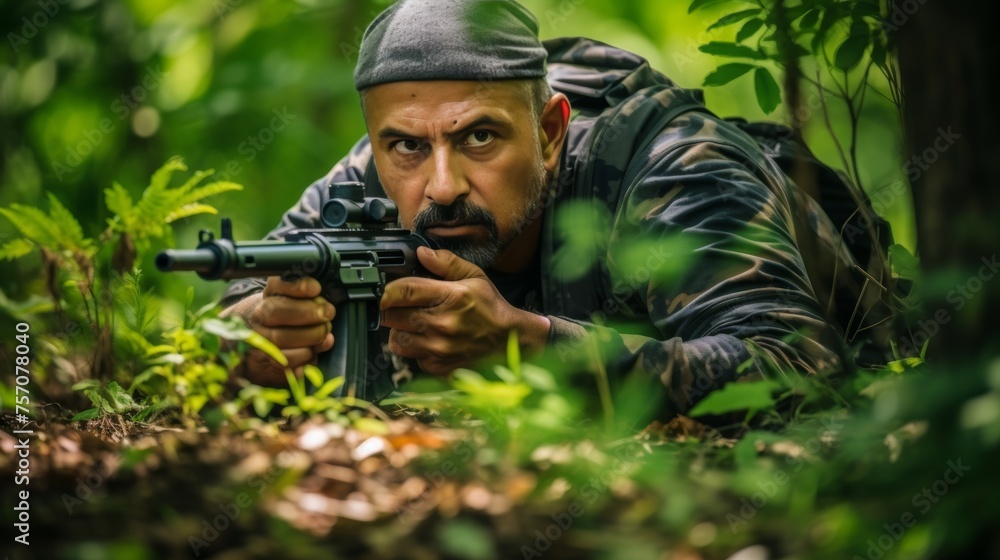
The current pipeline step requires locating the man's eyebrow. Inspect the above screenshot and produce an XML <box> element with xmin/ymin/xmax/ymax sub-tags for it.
<box><xmin>376</xmin><ymin>115</ymin><xmax>513</xmax><ymax>141</ymax></box>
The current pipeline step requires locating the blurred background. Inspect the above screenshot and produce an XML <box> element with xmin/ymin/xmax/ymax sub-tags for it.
<box><xmin>0</xmin><ymin>0</ymin><xmax>913</xmax><ymax>306</ymax></box>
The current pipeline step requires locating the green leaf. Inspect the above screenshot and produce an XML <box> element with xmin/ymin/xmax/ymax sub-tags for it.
<box><xmin>521</xmin><ymin>363</ymin><xmax>558</xmax><ymax>392</ymax></box>
<box><xmin>99</xmin><ymin>381</ymin><xmax>141</xmax><ymax>414</ymax></box>
<box><xmin>0</xmin><ymin>205</ymin><xmax>61</xmax><ymax>248</ymax></box>
<box><xmin>506</xmin><ymin>329</ymin><xmax>521</xmax><ymax>379</ymax></box>
<box><xmin>551</xmin><ymin>201</ymin><xmax>611</xmax><ymax>282</ymax></box>
<box><xmin>812</xmin><ymin>5</ymin><xmax>841</xmax><ymax>52</ymax></box>
<box><xmin>688</xmin><ymin>0</ymin><xmax>730</xmax><ymax>13</ymax></box>
<box><xmin>172</xmin><ymin>169</ymin><xmax>212</xmax><ymax>200</ymax></box>
<box><xmin>834</xmin><ymin>20</ymin><xmax>870</xmax><ymax>71</ymax></box>
<box><xmin>180</xmin><ymin>181</ymin><xmax>243</xmax><ymax>206</ymax></box>
<box><xmin>782</xmin><ymin>4</ymin><xmax>811</xmax><ymax>22</ymax></box>
<box><xmin>698</xmin><ymin>41</ymin><xmax>766</xmax><ymax>59</ymax></box>
<box><xmin>799</xmin><ymin>8</ymin><xmax>821</xmax><ymax>30</ymax></box>
<box><xmin>202</xmin><ymin>317</ymin><xmax>288</xmax><ymax>367</ymax></box>
<box><xmin>380</xmin><ymin>390</ymin><xmax>463</xmax><ymax>407</ymax></box>
<box><xmin>304</xmin><ymin>364</ymin><xmax>324</xmax><ymax>388</ymax></box>
<box><xmin>703</xmin><ymin>63</ymin><xmax>757</xmax><ymax>86</ymax></box>
<box><xmin>689</xmin><ymin>380</ymin><xmax>780</xmax><ymax>417</ymax></box>
<box><xmin>853</xmin><ymin>1</ymin><xmax>881</xmax><ymax>18</ymax></box>
<box><xmin>246</xmin><ymin>332</ymin><xmax>289</xmax><ymax>366</ymax></box>
<box><xmin>736</xmin><ymin>19</ymin><xmax>765</xmax><ymax>42</ymax></box>
<box><xmin>105</xmin><ymin>182</ymin><xmax>134</xmax><ymax>217</ymax></box>
<box><xmin>71</xmin><ymin>408</ymin><xmax>101</xmax><ymax>422</ymax></box>
<box><xmin>888</xmin><ymin>244</ymin><xmax>920</xmax><ymax>280</ymax></box>
<box><xmin>707</xmin><ymin>9</ymin><xmax>761</xmax><ymax>31</ymax></box>
<box><xmin>885</xmin><ymin>356</ymin><xmax>924</xmax><ymax>374</ymax></box>
<box><xmin>753</xmin><ymin>67</ymin><xmax>782</xmax><ymax>114</ymax></box>
<box><xmin>314</xmin><ymin>376</ymin><xmax>344</xmax><ymax>399</ymax></box>
<box><xmin>286</xmin><ymin>370</ymin><xmax>306</xmax><ymax>403</ymax></box>
<box><xmin>353</xmin><ymin>417</ymin><xmax>388</xmax><ymax>434</ymax></box>
<box><xmin>871</xmin><ymin>38</ymin><xmax>888</xmax><ymax>70</ymax></box>
<box><xmin>438</xmin><ymin>519</ymin><xmax>495</xmax><ymax>560</ymax></box>
<box><xmin>493</xmin><ymin>365</ymin><xmax>518</xmax><ymax>384</ymax></box>
<box><xmin>46</xmin><ymin>193</ymin><xmax>87</xmax><ymax>246</ymax></box>
<box><xmin>452</xmin><ymin>369</ymin><xmax>531</xmax><ymax>409</ymax></box>
<box><xmin>0</xmin><ymin>238</ymin><xmax>35</xmax><ymax>261</ymax></box>
<box><xmin>148</xmin><ymin>156</ymin><xmax>187</xmax><ymax>194</ymax></box>
<box><xmin>165</xmin><ymin>203</ymin><xmax>218</xmax><ymax>223</ymax></box>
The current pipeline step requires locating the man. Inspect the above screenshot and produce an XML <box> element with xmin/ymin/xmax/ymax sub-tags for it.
<box><xmin>220</xmin><ymin>0</ymin><xmax>895</xmax><ymax>417</ymax></box>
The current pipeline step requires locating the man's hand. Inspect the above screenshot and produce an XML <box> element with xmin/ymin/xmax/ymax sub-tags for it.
<box><xmin>222</xmin><ymin>276</ymin><xmax>336</xmax><ymax>386</ymax></box>
<box><xmin>380</xmin><ymin>246</ymin><xmax>550</xmax><ymax>375</ymax></box>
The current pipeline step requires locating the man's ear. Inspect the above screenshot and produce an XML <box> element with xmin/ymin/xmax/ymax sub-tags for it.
<box><xmin>539</xmin><ymin>92</ymin><xmax>570</xmax><ymax>172</ymax></box>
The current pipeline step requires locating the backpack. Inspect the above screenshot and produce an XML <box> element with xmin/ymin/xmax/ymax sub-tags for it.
<box><xmin>543</xmin><ymin>37</ymin><xmax>903</xmax><ymax>365</ymax></box>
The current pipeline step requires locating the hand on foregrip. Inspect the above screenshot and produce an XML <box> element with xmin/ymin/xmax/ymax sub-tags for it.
<box><xmin>240</xmin><ymin>276</ymin><xmax>336</xmax><ymax>387</ymax></box>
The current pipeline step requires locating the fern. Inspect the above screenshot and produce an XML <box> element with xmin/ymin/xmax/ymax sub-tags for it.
<box><xmin>116</xmin><ymin>269</ymin><xmax>159</xmax><ymax>338</ymax></box>
<box><xmin>114</xmin><ymin>157</ymin><xmax>244</xmax><ymax>251</ymax></box>
<box><xmin>0</xmin><ymin>238</ymin><xmax>35</xmax><ymax>261</ymax></box>
<box><xmin>104</xmin><ymin>182</ymin><xmax>135</xmax><ymax>232</ymax></box>
<box><xmin>46</xmin><ymin>193</ymin><xmax>87</xmax><ymax>247</ymax></box>
<box><xmin>179</xmin><ymin>181</ymin><xmax>243</xmax><ymax>206</ymax></box>
<box><xmin>165</xmin><ymin>203</ymin><xmax>218</xmax><ymax>223</ymax></box>
<box><xmin>0</xmin><ymin>205</ymin><xmax>63</xmax><ymax>249</ymax></box>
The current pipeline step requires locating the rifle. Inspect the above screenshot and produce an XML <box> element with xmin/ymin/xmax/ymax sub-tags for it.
<box><xmin>155</xmin><ymin>181</ymin><xmax>435</xmax><ymax>402</ymax></box>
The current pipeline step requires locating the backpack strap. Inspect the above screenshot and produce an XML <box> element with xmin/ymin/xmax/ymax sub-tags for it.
<box><xmin>540</xmin><ymin>38</ymin><xmax>714</xmax><ymax>317</ymax></box>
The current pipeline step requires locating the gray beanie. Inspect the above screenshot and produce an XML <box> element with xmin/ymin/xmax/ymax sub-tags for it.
<box><xmin>353</xmin><ymin>0</ymin><xmax>548</xmax><ymax>90</ymax></box>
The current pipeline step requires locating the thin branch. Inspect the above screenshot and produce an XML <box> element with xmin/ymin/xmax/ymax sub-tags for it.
<box><xmin>815</xmin><ymin>69</ymin><xmax>852</xmax><ymax>182</ymax></box>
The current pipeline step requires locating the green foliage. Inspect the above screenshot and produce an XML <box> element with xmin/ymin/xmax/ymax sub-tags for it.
<box><xmin>688</xmin><ymin>379</ymin><xmax>781</xmax><ymax>417</ymax></box>
<box><xmin>692</xmin><ymin>0</ymin><xmax>899</xmax><ymax>138</ymax></box>
<box><xmin>753</xmin><ymin>66</ymin><xmax>782</xmax><ymax>114</ymax></box>
<box><xmin>104</xmin><ymin>157</ymin><xmax>242</xmax><ymax>255</ymax></box>
<box><xmin>0</xmin><ymin>157</ymin><xmax>243</xmax><ymax>386</ymax></box>
<box><xmin>71</xmin><ymin>380</ymin><xmax>144</xmax><ymax>421</ymax></box>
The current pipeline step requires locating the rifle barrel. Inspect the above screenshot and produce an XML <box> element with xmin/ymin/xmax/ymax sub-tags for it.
<box><xmin>155</xmin><ymin>241</ymin><xmax>325</xmax><ymax>280</ymax></box>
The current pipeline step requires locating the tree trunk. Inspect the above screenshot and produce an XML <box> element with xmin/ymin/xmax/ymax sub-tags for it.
<box><xmin>896</xmin><ymin>0</ymin><xmax>1000</xmax><ymax>358</ymax></box>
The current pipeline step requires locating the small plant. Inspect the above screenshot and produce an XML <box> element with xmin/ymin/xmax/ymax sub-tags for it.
<box><xmin>691</xmin><ymin>0</ymin><xmax>901</xmax><ymax>190</ymax></box>
<box><xmin>0</xmin><ymin>157</ymin><xmax>242</xmax><ymax>380</ymax></box>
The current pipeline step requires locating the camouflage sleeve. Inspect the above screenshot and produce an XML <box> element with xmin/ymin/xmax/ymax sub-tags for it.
<box><xmin>546</xmin><ymin>124</ymin><xmax>849</xmax><ymax>417</ymax></box>
<box><xmin>218</xmin><ymin>137</ymin><xmax>374</xmax><ymax>308</ymax></box>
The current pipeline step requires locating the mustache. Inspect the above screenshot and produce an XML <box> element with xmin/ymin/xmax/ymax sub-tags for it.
<box><xmin>411</xmin><ymin>201</ymin><xmax>498</xmax><ymax>234</ymax></box>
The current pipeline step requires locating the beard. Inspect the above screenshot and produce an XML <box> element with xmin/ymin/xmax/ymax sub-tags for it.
<box><xmin>410</xmin><ymin>157</ymin><xmax>548</xmax><ymax>270</ymax></box>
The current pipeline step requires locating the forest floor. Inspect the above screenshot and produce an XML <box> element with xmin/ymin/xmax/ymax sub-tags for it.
<box><xmin>1</xmin><ymin>404</ymin><xmax>736</xmax><ymax>560</ymax></box>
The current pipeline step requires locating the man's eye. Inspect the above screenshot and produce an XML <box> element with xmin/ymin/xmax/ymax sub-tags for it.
<box><xmin>464</xmin><ymin>130</ymin><xmax>494</xmax><ymax>147</ymax></box>
<box><xmin>392</xmin><ymin>139</ymin><xmax>422</xmax><ymax>155</ymax></box>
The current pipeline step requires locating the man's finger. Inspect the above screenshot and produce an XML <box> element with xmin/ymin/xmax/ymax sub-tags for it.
<box><xmin>387</xmin><ymin>328</ymin><xmax>454</xmax><ymax>359</ymax></box>
<box><xmin>416</xmin><ymin>246</ymin><xmax>487</xmax><ymax>282</ymax></box>
<box><xmin>380</xmin><ymin>307</ymin><xmax>429</xmax><ymax>332</ymax></box>
<box><xmin>254</xmin><ymin>296</ymin><xmax>335</xmax><ymax>328</ymax></box>
<box><xmin>263</xmin><ymin>275</ymin><xmax>323</xmax><ymax>299</ymax></box>
<box><xmin>381</xmin><ymin>276</ymin><xmax>451</xmax><ymax>309</ymax></box>
<box><xmin>258</xmin><ymin>322</ymin><xmax>331</xmax><ymax>349</ymax></box>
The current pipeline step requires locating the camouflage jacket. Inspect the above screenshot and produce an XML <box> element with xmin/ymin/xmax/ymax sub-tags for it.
<box><xmin>223</xmin><ymin>38</ymin><xmax>896</xmax><ymax>416</ymax></box>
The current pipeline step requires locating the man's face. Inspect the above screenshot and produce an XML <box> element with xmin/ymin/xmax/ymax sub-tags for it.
<box><xmin>362</xmin><ymin>80</ymin><xmax>554</xmax><ymax>271</ymax></box>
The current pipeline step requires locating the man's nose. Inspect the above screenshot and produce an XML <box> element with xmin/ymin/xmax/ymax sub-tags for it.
<box><xmin>424</xmin><ymin>148</ymin><xmax>469</xmax><ymax>206</ymax></box>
